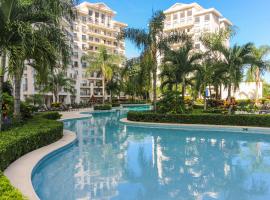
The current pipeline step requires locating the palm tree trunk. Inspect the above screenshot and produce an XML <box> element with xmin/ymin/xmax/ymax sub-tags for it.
<box><xmin>227</xmin><ymin>83</ymin><xmax>232</xmax><ymax>115</ymax></box>
<box><xmin>203</xmin><ymin>85</ymin><xmax>207</xmax><ymax>111</ymax></box>
<box><xmin>14</xmin><ymin>75</ymin><xmax>22</xmax><ymax>119</ymax></box>
<box><xmin>0</xmin><ymin>50</ymin><xmax>6</xmax><ymax>130</ymax></box>
<box><xmin>182</xmin><ymin>78</ymin><xmax>185</xmax><ymax>102</ymax></box>
<box><xmin>102</xmin><ymin>77</ymin><xmax>105</xmax><ymax>104</ymax></box>
<box><xmin>110</xmin><ymin>90</ymin><xmax>112</xmax><ymax>103</ymax></box>
<box><xmin>153</xmin><ymin>64</ymin><xmax>157</xmax><ymax>112</ymax></box>
<box><xmin>255</xmin><ymin>67</ymin><xmax>260</xmax><ymax>104</ymax></box>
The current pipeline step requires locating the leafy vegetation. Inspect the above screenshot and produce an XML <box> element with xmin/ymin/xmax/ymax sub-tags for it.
<box><xmin>0</xmin><ymin>112</ymin><xmax>63</xmax><ymax>171</ymax></box>
<box><xmin>94</xmin><ymin>104</ymin><xmax>112</xmax><ymax>111</ymax></box>
<box><xmin>127</xmin><ymin>111</ymin><xmax>270</xmax><ymax>127</ymax></box>
<box><xmin>0</xmin><ymin>172</ymin><xmax>25</xmax><ymax>200</ymax></box>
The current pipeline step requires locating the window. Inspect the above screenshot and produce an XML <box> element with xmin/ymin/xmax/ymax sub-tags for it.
<box><xmin>101</xmin><ymin>14</ymin><xmax>105</xmax><ymax>24</ymax></box>
<box><xmin>74</xmin><ymin>43</ymin><xmax>78</xmax><ymax>49</ymax></box>
<box><xmin>82</xmin><ymin>26</ymin><xmax>87</xmax><ymax>33</ymax></box>
<box><xmin>74</xmin><ymin>61</ymin><xmax>78</xmax><ymax>68</ymax></box>
<box><xmin>95</xmin><ymin>38</ymin><xmax>100</xmax><ymax>43</ymax></box>
<box><xmin>82</xmin><ymin>16</ymin><xmax>86</xmax><ymax>23</ymax></box>
<box><xmin>187</xmin><ymin>10</ymin><xmax>192</xmax><ymax>16</ymax></box>
<box><xmin>173</xmin><ymin>14</ymin><xmax>178</xmax><ymax>20</ymax></box>
<box><xmin>195</xmin><ymin>17</ymin><xmax>200</xmax><ymax>23</ymax></box>
<box><xmin>95</xmin><ymin>12</ymin><xmax>99</xmax><ymax>18</ymax></box>
<box><xmin>89</xmin><ymin>36</ymin><xmax>93</xmax><ymax>41</ymax></box>
<box><xmin>205</xmin><ymin>14</ymin><xmax>210</xmax><ymax>21</ymax></box>
<box><xmin>180</xmin><ymin>12</ymin><xmax>185</xmax><ymax>18</ymax></box>
<box><xmin>82</xmin><ymin>35</ymin><xmax>87</xmax><ymax>41</ymax></box>
<box><xmin>88</xmin><ymin>10</ymin><xmax>93</xmax><ymax>16</ymax></box>
<box><xmin>73</xmin><ymin>52</ymin><xmax>79</xmax><ymax>58</ymax></box>
<box><xmin>82</xmin><ymin>44</ymin><xmax>87</xmax><ymax>50</ymax></box>
<box><xmin>195</xmin><ymin>43</ymin><xmax>200</xmax><ymax>49</ymax></box>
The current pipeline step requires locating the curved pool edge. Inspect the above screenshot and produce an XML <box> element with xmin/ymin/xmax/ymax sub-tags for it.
<box><xmin>4</xmin><ymin>129</ymin><xmax>77</xmax><ymax>200</ymax></box>
<box><xmin>120</xmin><ymin>118</ymin><xmax>270</xmax><ymax>135</ymax></box>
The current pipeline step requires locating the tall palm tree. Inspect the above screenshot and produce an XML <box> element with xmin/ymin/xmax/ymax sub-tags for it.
<box><xmin>162</xmin><ymin>41</ymin><xmax>202</xmax><ymax>101</ymax></box>
<box><xmin>246</xmin><ymin>46</ymin><xmax>270</xmax><ymax>103</ymax></box>
<box><xmin>40</xmin><ymin>70</ymin><xmax>75</xmax><ymax>103</ymax></box>
<box><xmin>82</xmin><ymin>46</ymin><xmax>124</xmax><ymax>103</ymax></box>
<box><xmin>212</xmin><ymin>43</ymin><xmax>256</xmax><ymax>114</ymax></box>
<box><xmin>0</xmin><ymin>0</ymin><xmax>75</xmax><ymax>120</ymax></box>
<box><xmin>120</xmin><ymin>11</ymin><xmax>188</xmax><ymax>111</ymax></box>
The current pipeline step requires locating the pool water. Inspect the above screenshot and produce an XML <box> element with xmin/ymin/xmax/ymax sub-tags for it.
<box><xmin>32</xmin><ymin>108</ymin><xmax>270</xmax><ymax>200</ymax></box>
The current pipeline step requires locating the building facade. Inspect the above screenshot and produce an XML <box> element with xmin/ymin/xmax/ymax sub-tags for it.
<box><xmin>20</xmin><ymin>1</ymin><xmax>127</xmax><ymax>105</ymax></box>
<box><xmin>163</xmin><ymin>3</ymin><xmax>232</xmax><ymax>51</ymax></box>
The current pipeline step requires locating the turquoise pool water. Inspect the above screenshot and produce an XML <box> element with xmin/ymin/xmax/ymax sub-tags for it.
<box><xmin>32</xmin><ymin>107</ymin><xmax>270</xmax><ymax>200</ymax></box>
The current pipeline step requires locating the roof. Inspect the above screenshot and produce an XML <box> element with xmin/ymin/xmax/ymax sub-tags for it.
<box><xmin>164</xmin><ymin>2</ymin><xmax>203</xmax><ymax>14</ymax></box>
<box><xmin>194</xmin><ymin>8</ymin><xmax>222</xmax><ymax>17</ymax></box>
<box><xmin>219</xmin><ymin>18</ymin><xmax>233</xmax><ymax>26</ymax></box>
<box><xmin>76</xmin><ymin>2</ymin><xmax>117</xmax><ymax>15</ymax></box>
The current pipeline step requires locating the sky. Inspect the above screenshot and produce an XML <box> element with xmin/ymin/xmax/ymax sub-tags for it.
<box><xmin>80</xmin><ymin>0</ymin><xmax>270</xmax><ymax>79</ymax></box>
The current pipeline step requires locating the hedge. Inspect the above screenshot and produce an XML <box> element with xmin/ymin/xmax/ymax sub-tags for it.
<box><xmin>94</xmin><ymin>104</ymin><xmax>112</xmax><ymax>110</ymax></box>
<box><xmin>127</xmin><ymin>111</ymin><xmax>270</xmax><ymax>127</ymax></box>
<box><xmin>0</xmin><ymin>112</ymin><xmax>63</xmax><ymax>171</ymax></box>
<box><xmin>0</xmin><ymin>172</ymin><xmax>26</xmax><ymax>200</ymax></box>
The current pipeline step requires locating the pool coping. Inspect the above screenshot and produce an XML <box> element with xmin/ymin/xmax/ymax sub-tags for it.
<box><xmin>3</xmin><ymin>112</ymin><xmax>92</xmax><ymax>200</ymax></box>
<box><xmin>120</xmin><ymin>118</ymin><xmax>270</xmax><ymax>134</ymax></box>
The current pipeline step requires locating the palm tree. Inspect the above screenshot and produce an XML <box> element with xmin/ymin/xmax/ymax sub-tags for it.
<box><xmin>212</xmin><ymin>43</ymin><xmax>256</xmax><ymax>114</ymax></box>
<box><xmin>161</xmin><ymin>41</ymin><xmax>202</xmax><ymax>101</ymax></box>
<box><xmin>40</xmin><ymin>70</ymin><xmax>75</xmax><ymax>103</ymax></box>
<box><xmin>246</xmin><ymin>46</ymin><xmax>270</xmax><ymax>103</ymax></box>
<box><xmin>82</xmin><ymin>46</ymin><xmax>123</xmax><ymax>103</ymax></box>
<box><xmin>120</xmin><ymin>11</ymin><xmax>188</xmax><ymax>111</ymax></box>
<box><xmin>0</xmin><ymin>0</ymin><xmax>75</xmax><ymax>120</ymax></box>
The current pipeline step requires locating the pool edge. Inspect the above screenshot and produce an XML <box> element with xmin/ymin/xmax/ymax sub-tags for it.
<box><xmin>120</xmin><ymin>118</ymin><xmax>270</xmax><ymax>134</ymax></box>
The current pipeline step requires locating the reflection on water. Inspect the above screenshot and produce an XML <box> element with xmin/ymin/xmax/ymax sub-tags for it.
<box><xmin>32</xmin><ymin>110</ymin><xmax>270</xmax><ymax>200</ymax></box>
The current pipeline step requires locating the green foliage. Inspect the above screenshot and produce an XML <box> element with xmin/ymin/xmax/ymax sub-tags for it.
<box><xmin>0</xmin><ymin>113</ymin><xmax>63</xmax><ymax>171</ymax></box>
<box><xmin>127</xmin><ymin>111</ymin><xmax>270</xmax><ymax>127</ymax></box>
<box><xmin>38</xmin><ymin>112</ymin><xmax>62</xmax><ymax>120</ymax></box>
<box><xmin>263</xmin><ymin>82</ymin><xmax>270</xmax><ymax>98</ymax></box>
<box><xmin>94</xmin><ymin>104</ymin><xmax>112</xmax><ymax>111</ymax></box>
<box><xmin>0</xmin><ymin>172</ymin><xmax>25</xmax><ymax>200</ymax></box>
<box><xmin>24</xmin><ymin>94</ymin><xmax>44</xmax><ymax>106</ymax></box>
<box><xmin>156</xmin><ymin>91</ymin><xmax>185</xmax><ymax>114</ymax></box>
<box><xmin>2</xmin><ymin>82</ymin><xmax>13</xmax><ymax>96</ymax></box>
<box><xmin>51</xmin><ymin>102</ymin><xmax>62</xmax><ymax>108</ymax></box>
<box><xmin>207</xmin><ymin>99</ymin><xmax>224</xmax><ymax>108</ymax></box>
<box><xmin>112</xmin><ymin>103</ymin><xmax>120</xmax><ymax>107</ymax></box>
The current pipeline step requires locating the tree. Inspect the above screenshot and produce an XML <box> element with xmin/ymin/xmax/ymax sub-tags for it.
<box><xmin>41</xmin><ymin>70</ymin><xmax>75</xmax><ymax>103</ymax></box>
<box><xmin>0</xmin><ymin>0</ymin><xmax>75</xmax><ymax>123</ymax></box>
<box><xmin>161</xmin><ymin>40</ymin><xmax>202</xmax><ymax>101</ymax></box>
<box><xmin>246</xmin><ymin>45</ymin><xmax>270</xmax><ymax>103</ymax></box>
<box><xmin>82</xmin><ymin>46</ymin><xmax>124</xmax><ymax>103</ymax></box>
<box><xmin>120</xmin><ymin>11</ymin><xmax>188</xmax><ymax>111</ymax></box>
<box><xmin>213</xmin><ymin>43</ymin><xmax>256</xmax><ymax>114</ymax></box>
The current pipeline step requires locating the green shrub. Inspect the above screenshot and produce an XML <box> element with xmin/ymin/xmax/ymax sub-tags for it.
<box><xmin>127</xmin><ymin>111</ymin><xmax>270</xmax><ymax>127</ymax></box>
<box><xmin>0</xmin><ymin>113</ymin><xmax>63</xmax><ymax>171</ymax></box>
<box><xmin>0</xmin><ymin>172</ymin><xmax>25</xmax><ymax>200</ymax></box>
<box><xmin>121</xmin><ymin>100</ymin><xmax>148</xmax><ymax>104</ymax></box>
<box><xmin>157</xmin><ymin>91</ymin><xmax>185</xmax><ymax>114</ymax></box>
<box><xmin>38</xmin><ymin>112</ymin><xmax>62</xmax><ymax>120</ymax></box>
<box><xmin>94</xmin><ymin>104</ymin><xmax>112</xmax><ymax>110</ymax></box>
<box><xmin>207</xmin><ymin>99</ymin><xmax>224</xmax><ymax>108</ymax></box>
<box><xmin>112</xmin><ymin>103</ymin><xmax>121</xmax><ymax>107</ymax></box>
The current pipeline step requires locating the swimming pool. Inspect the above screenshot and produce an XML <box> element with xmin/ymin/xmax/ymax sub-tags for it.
<box><xmin>32</xmin><ymin>108</ymin><xmax>270</xmax><ymax>200</ymax></box>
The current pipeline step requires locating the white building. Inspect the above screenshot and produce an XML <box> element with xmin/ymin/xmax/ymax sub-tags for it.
<box><xmin>20</xmin><ymin>1</ymin><xmax>127</xmax><ymax>105</ymax></box>
<box><xmin>163</xmin><ymin>2</ymin><xmax>232</xmax><ymax>51</ymax></box>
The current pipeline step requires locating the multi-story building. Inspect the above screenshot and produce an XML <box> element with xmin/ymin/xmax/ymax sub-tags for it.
<box><xmin>163</xmin><ymin>3</ymin><xmax>232</xmax><ymax>51</ymax></box>
<box><xmin>21</xmin><ymin>1</ymin><xmax>127</xmax><ymax>105</ymax></box>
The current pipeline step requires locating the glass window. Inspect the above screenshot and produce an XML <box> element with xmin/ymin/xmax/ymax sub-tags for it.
<box><xmin>180</xmin><ymin>12</ymin><xmax>185</xmax><ymax>18</ymax></box>
<box><xmin>195</xmin><ymin>17</ymin><xmax>200</xmax><ymax>23</ymax></box>
<box><xmin>205</xmin><ymin>14</ymin><xmax>210</xmax><ymax>21</ymax></box>
<box><xmin>195</xmin><ymin>43</ymin><xmax>200</xmax><ymax>49</ymax></box>
<box><xmin>173</xmin><ymin>14</ymin><xmax>178</xmax><ymax>20</ymax></box>
<box><xmin>82</xmin><ymin>35</ymin><xmax>86</xmax><ymax>41</ymax></box>
<box><xmin>187</xmin><ymin>10</ymin><xmax>192</xmax><ymax>16</ymax></box>
<box><xmin>88</xmin><ymin>10</ymin><xmax>93</xmax><ymax>16</ymax></box>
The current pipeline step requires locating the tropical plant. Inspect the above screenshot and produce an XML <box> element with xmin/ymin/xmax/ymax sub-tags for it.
<box><xmin>161</xmin><ymin>40</ymin><xmax>202</xmax><ymax>101</ymax></box>
<box><xmin>213</xmin><ymin>43</ymin><xmax>256</xmax><ymax>114</ymax></box>
<box><xmin>0</xmin><ymin>0</ymin><xmax>75</xmax><ymax>124</ymax></box>
<box><xmin>246</xmin><ymin>45</ymin><xmax>270</xmax><ymax>103</ymax></box>
<box><xmin>82</xmin><ymin>46</ymin><xmax>123</xmax><ymax>103</ymax></box>
<box><xmin>40</xmin><ymin>70</ymin><xmax>75</xmax><ymax>103</ymax></box>
<box><xmin>120</xmin><ymin>10</ymin><xmax>188</xmax><ymax>111</ymax></box>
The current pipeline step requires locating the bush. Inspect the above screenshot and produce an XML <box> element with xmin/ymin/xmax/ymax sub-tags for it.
<box><xmin>0</xmin><ymin>113</ymin><xmax>63</xmax><ymax>171</ymax></box>
<box><xmin>38</xmin><ymin>112</ymin><xmax>62</xmax><ymax>120</ymax></box>
<box><xmin>121</xmin><ymin>100</ymin><xmax>148</xmax><ymax>104</ymax></box>
<box><xmin>157</xmin><ymin>91</ymin><xmax>185</xmax><ymax>114</ymax></box>
<box><xmin>94</xmin><ymin>104</ymin><xmax>112</xmax><ymax>110</ymax></box>
<box><xmin>0</xmin><ymin>172</ymin><xmax>25</xmax><ymax>200</ymax></box>
<box><xmin>127</xmin><ymin>111</ymin><xmax>270</xmax><ymax>127</ymax></box>
<box><xmin>207</xmin><ymin>99</ymin><xmax>224</xmax><ymax>108</ymax></box>
<box><xmin>112</xmin><ymin>103</ymin><xmax>121</xmax><ymax>107</ymax></box>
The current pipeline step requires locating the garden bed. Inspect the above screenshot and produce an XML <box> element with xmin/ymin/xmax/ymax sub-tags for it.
<box><xmin>127</xmin><ymin>111</ymin><xmax>270</xmax><ymax>127</ymax></box>
<box><xmin>0</xmin><ymin>112</ymin><xmax>63</xmax><ymax>199</ymax></box>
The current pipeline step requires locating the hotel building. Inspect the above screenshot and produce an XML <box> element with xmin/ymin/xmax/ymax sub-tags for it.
<box><xmin>163</xmin><ymin>3</ymin><xmax>232</xmax><ymax>51</ymax></box>
<box><xmin>20</xmin><ymin>2</ymin><xmax>127</xmax><ymax>105</ymax></box>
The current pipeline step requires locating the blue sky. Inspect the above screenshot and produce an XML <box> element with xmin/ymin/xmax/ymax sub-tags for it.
<box><xmin>81</xmin><ymin>0</ymin><xmax>270</xmax><ymax>80</ymax></box>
